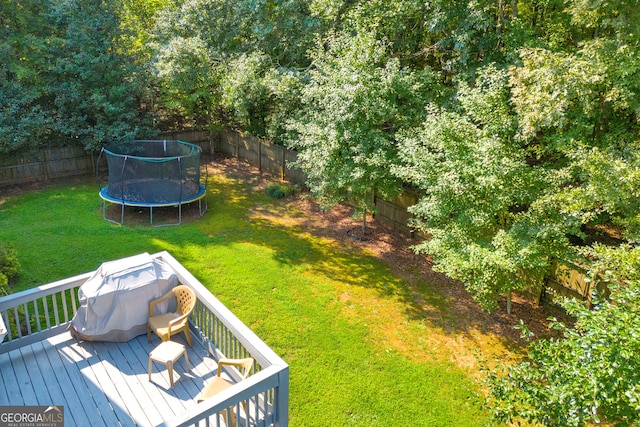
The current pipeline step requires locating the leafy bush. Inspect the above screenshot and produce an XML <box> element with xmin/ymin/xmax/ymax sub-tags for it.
<box><xmin>484</xmin><ymin>245</ymin><xmax>640</xmax><ymax>426</ymax></box>
<box><xmin>0</xmin><ymin>242</ymin><xmax>19</xmax><ymax>294</ymax></box>
<box><xmin>265</xmin><ymin>183</ymin><xmax>299</xmax><ymax>199</ymax></box>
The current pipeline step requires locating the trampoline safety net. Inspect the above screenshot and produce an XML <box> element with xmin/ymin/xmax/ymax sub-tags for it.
<box><xmin>102</xmin><ymin>140</ymin><xmax>202</xmax><ymax>204</ymax></box>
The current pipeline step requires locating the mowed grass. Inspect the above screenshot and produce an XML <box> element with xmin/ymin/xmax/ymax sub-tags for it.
<box><xmin>0</xmin><ymin>165</ymin><xmax>494</xmax><ymax>426</ymax></box>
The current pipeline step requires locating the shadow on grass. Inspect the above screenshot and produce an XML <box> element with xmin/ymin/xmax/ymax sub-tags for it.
<box><xmin>1</xmin><ymin>157</ymin><xmax>528</xmax><ymax>360</ymax></box>
<box><xmin>194</xmin><ymin>159</ymin><xmax>529</xmax><ymax>361</ymax></box>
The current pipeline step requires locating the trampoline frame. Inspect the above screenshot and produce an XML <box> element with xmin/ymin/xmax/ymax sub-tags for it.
<box><xmin>97</xmin><ymin>140</ymin><xmax>209</xmax><ymax>226</ymax></box>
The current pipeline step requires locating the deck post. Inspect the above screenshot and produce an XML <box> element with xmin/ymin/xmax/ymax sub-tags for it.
<box><xmin>275</xmin><ymin>366</ymin><xmax>290</xmax><ymax>427</ymax></box>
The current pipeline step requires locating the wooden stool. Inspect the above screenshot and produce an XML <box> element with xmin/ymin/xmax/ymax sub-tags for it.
<box><xmin>148</xmin><ymin>341</ymin><xmax>191</xmax><ymax>388</ymax></box>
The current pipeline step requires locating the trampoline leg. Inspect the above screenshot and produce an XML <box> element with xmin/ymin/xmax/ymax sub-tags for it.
<box><xmin>121</xmin><ymin>204</ymin><xmax>125</xmax><ymax>224</ymax></box>
<box><xmin>150</xmin><ymin>207</ymin><xmax>153</xmax><ymax>225</ymax></box>
<box><xmin>199</xmin><ymin>198</ymin><xmax>208</xmax><ymax>216</ymax></box>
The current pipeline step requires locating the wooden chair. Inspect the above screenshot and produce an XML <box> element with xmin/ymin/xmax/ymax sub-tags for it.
<box><xmin>195</xmin><ymin>358</ymin><xmax>255</xmax><ymax>427</ymax></box>
<box><xmin>147</xmin><ymin>285</ymin><xmax>196</xmax><ymax>347</ymax></box>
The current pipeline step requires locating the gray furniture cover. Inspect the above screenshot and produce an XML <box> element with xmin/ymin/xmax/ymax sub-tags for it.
<box><xmin>70</xmin><ymin>253</ymin><xmax>178</xmax><ymax>342</ymax></box>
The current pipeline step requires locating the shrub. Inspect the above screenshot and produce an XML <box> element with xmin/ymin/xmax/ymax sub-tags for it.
<box><xmin>0</xmin><ymin>273</ymin><xmax>7</xmax><ymax>295</ymax></box>
<box><xmin>265</xmin><ymin>183</ymin><xmax>299</xmax><ymax>199</ymax></box>
<box><xmin>0</xmin><ymin>242</ymin><xmax>20</xmax><ymax>287</ymax></box>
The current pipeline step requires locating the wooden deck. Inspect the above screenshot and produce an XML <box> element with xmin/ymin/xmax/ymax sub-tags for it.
<box><xmin>0</xmin><ymin>251</ymin><xmax>289</xmax><ymax>427</ymax></box>
<box><xmin>0</xmin><ymin>331</ymin><xmax>221</xmax><ymax>427</ymax></box>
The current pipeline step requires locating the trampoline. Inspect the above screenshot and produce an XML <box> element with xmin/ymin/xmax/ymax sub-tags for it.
<box><xmin>97</xmin><ymin>140</ymin><xmax>208</xmax><ymax>226</ymax></box>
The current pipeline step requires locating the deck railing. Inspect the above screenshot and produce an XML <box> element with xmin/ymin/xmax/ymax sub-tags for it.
<box><xmin>157</xmin><ymin>252</ymin><xmax>289</xmax><ymax>427</ymax></box>
<box><xmin>0</xmin><ymin>251</ymin><xmax>289</xmax><ymax>427</ymax></box>
<box><xmin>0</xmin><ymin>271</ymin><xmax>88</xmax><ymax>352</ymax></box>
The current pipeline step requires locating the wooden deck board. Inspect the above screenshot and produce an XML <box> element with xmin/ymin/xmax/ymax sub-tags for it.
<box><xmin>3</xmin><ymin>351</ymin><xmax>24</xmax><ymax>406</ymax></box>
<box><xmin>118</xmin><ymin>338</ymin><xmax>178</xmax><ymax>424</ymax></box>
<box><xmin>20</xmin><ymin>344</ymin><xmax>53</xmax><ymax>405</ymax></box>
<box><xmin>13</xmin><ymin>347</ymin><xmax>38</xmax><ymax>405</ymax></box>
<box><xmin>106</xmin><ymin>340</ymin><xmax>167</xmax><ymax>426</ymax></box>
<box><xmin>0</xmin><ymin>353</ymin><xmax>12</xmax><ymax>405</ymax></box>
<box><xmin>0</xmin><ymin>331</ymin><xmax>220</xmax><ymax>427</ymax></box>
<box><xmin>45</xmin><ymin>334</ymin><xmax>114</xmax><ymax>427</ymax></box>
<box><xmin>83</xmin><ymin>340</ymin><xmax>141</xmax><ymax>426</ymax></box>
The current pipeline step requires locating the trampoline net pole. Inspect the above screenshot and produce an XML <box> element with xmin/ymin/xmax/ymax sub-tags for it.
<box><xmin>120</xmin><ymin>155</ymin><xmax>127</xmax><ymax>224</ymax></box>
<box><xmin>96</xmin><ymin>148</ymin><xmax>105</xmax><ymax>187</ymax></box>
<box><xmin>178</xmin><ymin>156</ymin><xmax>183</xmax><ymax>225</ymax></box>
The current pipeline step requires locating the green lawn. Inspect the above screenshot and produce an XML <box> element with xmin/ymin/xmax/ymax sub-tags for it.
<box><xmin>0</xmin><ymin>165</ymin><xmax>494</xmax><ymax>426</ymax></box>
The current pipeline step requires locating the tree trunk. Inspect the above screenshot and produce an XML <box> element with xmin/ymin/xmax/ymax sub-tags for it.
<box><xmin>361</xmin><ymin>209</ymin><xmax>367</xmax><ymax>234</ymax></box>
<box><xmin>506</xmin><ymin>291</ymin><xmax>512</xmax><ymax>314</ymax></box>
<box><xmin>497</xmin><ymin>0</ymin><xmax>504</xmax><ymax>35</ymax></box>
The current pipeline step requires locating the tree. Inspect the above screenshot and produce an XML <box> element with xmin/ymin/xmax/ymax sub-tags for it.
<box><xmin>47</xmin><ymin>0</ymin><xmax>154</xmax><ymax>150</ymax></box>
<box><xmin>288</xmin><ymin>31</ymin><xmax>438</xmax><ymax>233</ymax></box>
<box><xmin>218</xmin><ymin>52</ymin><xmax>275</xmax><ymax>136</ymax></box>
<box><xmin>1</xmin><ymin>0</ymin><xmax>157</xmax><ymax>153</ymax></box>
<box><xmin>164</xmin><ymin>0</ymin><xmax>323</xmax><ymax>68</ymax></box>
<box><xmin>0</xmin><ymin>0</ymin><xmax>56</xmax><ymax>153</ymax></box>
<box><xmin>393</xmin><ymin>65</ymin><xmax>569</xmax><ymax>312</ymax></box>
<box><xmin>484</xmin><ymin>245</ymin><xmax>640</xmax><ymax>426</ymax></box>
<box><xmin>392</xmin><ymin>0</ymin><xmax>640</xmax><ymax>313</ymax></box>
<box><xmin>509</xmin><ymin>4</ymin><xmax>640</xmax><ymax>243</ymax></box>
<box><xmin>153</xmin><ymin>34</ymin><xmax>223</xmax><ymax>129</ymax></box>
<box><xmin>152</xmin><ymin>0</ymin><xmax>322</xmax><ymax>136</ymax></box>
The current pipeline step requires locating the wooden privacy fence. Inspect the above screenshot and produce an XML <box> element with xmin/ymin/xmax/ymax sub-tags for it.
<box><xmin>540</xmin><ymin>260</ymin><xmax>606</xmax><ymax>308</ymax></box>
<box><xmin>215</xmin><ymin>131</ymin><xmax>307</xmax><ymax>185</ymax></box>
<box><xmin>156</xmin><ymin>130</ymin><xmax>305</xmax><ymax>183</ymax></box>
<box><xmin>212</xmin><ymin>130</ymin><xmax>412</xmax><ymax>232</ymax></box>
<box><xmin>375</xmin><ymin>192</ymin><xmax>417</xmax><ymax>234</ymax></box>
<box><xmin>0</xmin><ymin>145</ymin><xmax>95</xmax><ymax>187</ymax></box>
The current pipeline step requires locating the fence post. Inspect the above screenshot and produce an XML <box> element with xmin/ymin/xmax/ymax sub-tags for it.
<box><xmin>281</xmin><ymin>147</ymin><xmax>285</xmax><ymax>181</ymax></box>
<box><xmin>258</xmin><ymin>139</ymin><xmax>262</xmax><ymax>173</ymax></box>
<box><xmin>42</xmin><ymin>148</ymin><xmax>49</xmax><ymax>182</ymax></box>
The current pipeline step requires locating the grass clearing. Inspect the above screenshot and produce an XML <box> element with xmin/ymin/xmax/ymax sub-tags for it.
<box><xmin>0</xmin><ymin>161</ymin><xmax>510</xmax><ymax>426</ymax></box>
